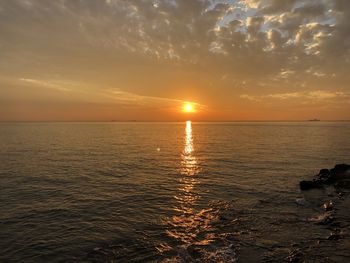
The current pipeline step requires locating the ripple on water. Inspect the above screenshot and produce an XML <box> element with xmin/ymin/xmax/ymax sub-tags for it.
<box><xmin>1</xmin><ymin>122</ymin><xmax>350</xmax><ymax>262</ymax></box>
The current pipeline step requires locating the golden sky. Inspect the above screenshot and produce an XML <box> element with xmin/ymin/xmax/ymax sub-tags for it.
<box><xmin>0</xmin><ymin>0</ymin><xmax>349</xmax><ymax>121</ymax></box>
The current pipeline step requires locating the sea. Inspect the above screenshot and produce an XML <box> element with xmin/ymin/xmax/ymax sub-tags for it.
<box><xmin>0</xmin><ymin>121</ymin><xmax>350</xmax><ymax>262</ymax></box>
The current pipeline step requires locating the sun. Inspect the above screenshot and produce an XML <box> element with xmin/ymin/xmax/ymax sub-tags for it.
<box><xmin>182</xmin><ymin>102</ymin><xmax>195</xmax><ymax>113</ymax></box>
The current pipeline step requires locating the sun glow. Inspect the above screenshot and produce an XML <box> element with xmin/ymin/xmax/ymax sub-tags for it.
<box><xmin>183</xmin><ymin>102</ymin><xmax>195</xmax><ymax>113</ymax></box>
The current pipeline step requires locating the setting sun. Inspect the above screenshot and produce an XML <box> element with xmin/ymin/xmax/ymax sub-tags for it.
<box><xmin>183</xmin><ymin>102</ymin><xmax>195</xmax><ymax>113</ymax></box>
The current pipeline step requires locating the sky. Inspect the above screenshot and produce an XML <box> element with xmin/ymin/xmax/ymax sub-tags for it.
<box><xmin>0</xmin><ymin>0</ymin><xmax>349</xmax><ymax>121</ymax></box>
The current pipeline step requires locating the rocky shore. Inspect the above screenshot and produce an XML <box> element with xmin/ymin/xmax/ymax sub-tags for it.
<box><xmin>300</xmin><ymin>164</ymin><xmax>350</xmax><ymax>191</ymax></box>
<box><xmin>295</xmin><ymin>164</ymin><xmax>350</xmax><ymax>262</ymax></box>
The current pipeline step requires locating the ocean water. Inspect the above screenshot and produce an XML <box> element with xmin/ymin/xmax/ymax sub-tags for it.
<box><xmin>0</xmin><ymin>121</ymin><xmax>350</xmax><ymax>262</ymax></box>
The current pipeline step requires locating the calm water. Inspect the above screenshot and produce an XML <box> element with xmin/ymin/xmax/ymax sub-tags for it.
<box><xmin>1</xmin><ymin>122</ymin><xmax>350</xmax><ymax>262</ymax></box>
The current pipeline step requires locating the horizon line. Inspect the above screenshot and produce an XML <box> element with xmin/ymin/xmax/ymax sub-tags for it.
<box><xmin>1</xmin><ymin>120</ymin><xmax>350</xmax><ymax>123</ymax></box>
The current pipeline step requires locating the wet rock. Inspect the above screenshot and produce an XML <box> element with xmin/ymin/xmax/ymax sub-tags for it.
<box><xmin>300</xmin><ymin>180</ymin><xmax>322</xmax><ymax>190</ymax></box>
<box><xmin>335</xmin><ymin>180</ymin><xmax>350</xmax><ymax>189</ymax></box>
<box><xmin>331</xmin><ymin>164</ymin><xmax>350</xmax><ymax>179</ymax></box>
<box><xmin>308</xmin><ymin>212</ymin><xmax>334</xmax><ymax>225</ymax></box>
<box><xmin>322</xmin><ymin>200</ymin><xmax>334</xmax><ymax>211</ymax></box>
<box><xmin>300</xmin><ymin>164</ymin><xmax>350</xmax><ymax>191</ymax></box>
<box><xmin>319</xmin><ymin>169</ymin><xmax>330</xmax><ymax>179</ymax></box>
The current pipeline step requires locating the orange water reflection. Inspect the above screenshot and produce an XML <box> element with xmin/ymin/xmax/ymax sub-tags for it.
<box><xmin>164</xmin><ymin>121</ymin><xmax>216</xmax><ymax>247</ymax></box>
<box><xmin>181</xmin><ymin>121</ymin><xmax>199</xmax><ymax>176</ymax></box>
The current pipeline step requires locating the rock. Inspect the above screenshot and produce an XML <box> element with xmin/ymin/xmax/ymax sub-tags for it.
<box><xmin>300</xmin><ymin>164</ymin><xmax>350</xmax><ymax>190</ymax></box>
<box><xmin>319</xmin><ymin>168</ymin><xmax>330</xmax><ymax>179</ymax></box>
<box><xmin>336</xmin><ymin>181</ymin><xmax>350</xmax><ymax>188</ymax></box>
<box><xmin>322</xmin><ymin>200</ymin><xmax>333</xmax><ymax>211</ymax></box>
<box><xmin>331</xmin><ymin>164</ymin><xmax>350</xmax><ymax>175</ymax></box>
<box><xmin>308</xmin><ymin>212</ymin><xmax>334</xmax><ymax>225</ymax></box>
<box><xmin>299</xmin><ymin>180</ymin><xmax>321</xmax><ymax>190</ymax></box>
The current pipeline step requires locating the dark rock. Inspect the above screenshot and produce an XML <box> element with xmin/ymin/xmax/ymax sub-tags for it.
<box><xmin>308</xmin><ymin>212</ymin><xmax>334</xmax><ymax>225</ymax></box>
<box><xmin>331</xmin><ymin>164</ymin><xmax>350</xmax><ymax>175</ymax></box>
<box><xmin>300</xmin><ymin>164</ymin><xmax>350</xmax><ymax>191</ymax></box>
<box><xmin>335</xmin><ymin>180</ymin><xmax>350</xmax><ymax>188</ymax></box>
<box><xmin>322</xmin><ymin>200</ymin><xmax>333</xmax><ymax>211</ymax></box>
<box><xmin>319</xmin><ymin>169</ymin><xmax>330</xmax><ymax>179</ymax></box>
<box><xmin>300</xmin><ymin>180</ymin><xmax>321</xmax><ymax>190</ymax></box>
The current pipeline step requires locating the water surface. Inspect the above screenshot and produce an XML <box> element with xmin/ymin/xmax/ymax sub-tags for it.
<box><xmin>0</xmin><ymin>122</ymin><xmax>349</xmax><ymax>262</ymax></box>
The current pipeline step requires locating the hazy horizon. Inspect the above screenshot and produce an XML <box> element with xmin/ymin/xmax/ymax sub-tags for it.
<box><xmin>1</xmin><ymin>119</ymin><xmax>350</xmax><ymax>123</ymax></box>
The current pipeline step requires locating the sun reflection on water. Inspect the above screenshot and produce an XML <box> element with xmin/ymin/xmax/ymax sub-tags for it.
<box><xmin>181</xmin><ymin>121</ymin><xmax>199</xmax><ymax>176</ymax></box>
<box><xmin>184</xmin><ymin>121</ymin><xmax>193</xmax><ymax>155</ymax></box>
<box><xmin>163</xmin><ymin>121</ymin><xmax>218</xmax><ymax>249</ymax></box>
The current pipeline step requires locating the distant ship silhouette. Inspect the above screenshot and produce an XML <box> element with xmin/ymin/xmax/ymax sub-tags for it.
<box><xmin>308</xmin><ymin>118</ymin><xmax>320</xmax><ymax>121</ymax></box>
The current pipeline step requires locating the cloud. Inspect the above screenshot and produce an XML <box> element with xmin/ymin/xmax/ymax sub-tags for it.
<box><xmin>19</xmin><ymin>78</ymin><xmax>71</xmax><ymax>92</ymax></box>
<box><xmin>239</xmin><ymin>94</ymin><xmax>261</xmax><ymax>102</ymax></box>
<box><xmin>16</xmin><ymin>77</ymin><xmax>205</xmax><ymax>110</ymax></box>
<box><xmin>0</xmin><ymin>0</ymin><xmax>349</xmax><ymax>120</ymax></box>
<box><xmin>0</xmin><ymin>1</ymin><xmax>347</xmax><ymax>73</ymax></box>
<box><xmin>241</xmin><ymin>90</ymin><xmax>349</xmax><ymax>102</ymax></box>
